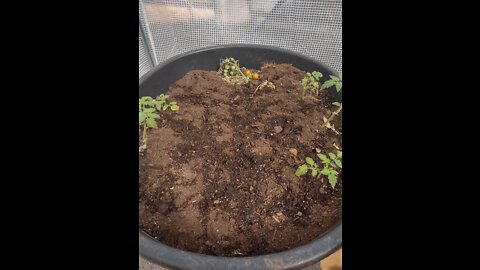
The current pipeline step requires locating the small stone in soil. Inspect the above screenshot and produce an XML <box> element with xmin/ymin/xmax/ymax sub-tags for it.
<box><xmin>274</xmin><ymin>126</ymin><xmax>283</xmax><ymax>133</ymax></box>
<box><xmin>319</xmin><ymin>187</ymin><xmax>325</xmax><ymax>194</ymax></box>
<box><xmin>297</xmin><ymin>211</ymin><xmax>303</xmax><ymax>216</ymax></box>
<box><xmin>289</xmin><ymin>148</ymin><xmax>298</xmax><ymax>156</ymax></box>
<box><xmin>214</xmin><ymin>199</ymin><xmax>221</xmax><ymax>204</ymax></box>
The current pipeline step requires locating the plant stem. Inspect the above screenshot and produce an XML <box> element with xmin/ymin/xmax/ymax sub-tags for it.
<box><xmin>322</xmin><ymin>105</ymin><xmax>342</xmax><ymax>128</ymax></box>
<box><xmin>236</xmin><ymin>65</ymin><xmax>249</xmax><ymax>83</ymax></box>
<box><xmin>142</xmin><ymin>122</ymin><xmax>148</xmax><ymax>149</ymax></box>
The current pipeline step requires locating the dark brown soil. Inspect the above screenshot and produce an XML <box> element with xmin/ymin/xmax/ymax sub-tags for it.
<box><xmin>139</xmin><ymin>63</ymin><xmax>342</xmax><ymax>256</ymax></box>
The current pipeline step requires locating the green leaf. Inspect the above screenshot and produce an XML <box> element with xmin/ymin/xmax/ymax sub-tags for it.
<box><xmin>156</xmin><ymin>102</ymin><xmax>163</xmax><ymax>111</ymax></box>
<box><xmin>145</xmin><ymin>118</ymin><xmax>157</xmax><ymax>128</ymax></box>
<box><xmin>317</xmin><ymin>154</ymin><xmax>328</xmax><ymax>161</ymax></box>
<box><xmin>320</xmin><ymin>168</ymin><xmax>330</xmax><ymax>175</ymax></box>
<box><xmin>336</xmin><ymin>151</ymin><xmax>342</xmax><ymax>158</ymax></box>
<box><xmin>139</xmin><ymin>112</ymin><xmax>146</xmax><ymax>124</ymax></box>
<box><xmin>170</xmin><ymin>104</ymin><xmax>179</xmax><ymax>111</ymax></box>
<box><xmin>332</xmin><ymin>102</ymin><xmax>341</xmax><ymax>107</ymax></box>
<box><xmin>338</xmin><ymin>73</ymin><xmax>342</xmax><ymax>80</ymax></box>
<box><xmin>295</xmin><ymin>165</ymin><xmax>308</xmax><ymax>176</ymax></box>
<box><xmin>328</xmin><ymin>174</ymin><xmax>337</xmax><ymax>189</ymax></box>
<box><xmin>148</xmin><ymin>113</ymin><xmax>160</xmax><ymax>119</ymax></box>
<box><xmin>162</xmin><ymin>105</ymin><xmax>169</xmax><ymax>111</ymax></box>
<box><xmin>311</xmin><ymin>169</ymin><xmax>318</xmax><ymax>177</ymax></box>
<box><xmin>334</xmin><ymin>159</ymin><xmax>342</xmax><ymax>168</ymax></box>
<box><xmin>336</xmin><ymin>82</ymin><xmax>342</xmax><ymax>92</ymax></box>
<box><xmin>146</xmin><ymin>100</ymin><xmax>155</xmax><ymax>106</ymax></box>
<box><xmin>312</xmin><ymin>71</ymin><xmax>323</xmax><ymax>80</ymax></box>
<box><xmin>157</xmin><ymin>94</ymin><xmax>169</xmax><ymax>101</ymax></box>
<box><xmin>329</xmin><ymin>75</ymin><xmax>340</xmax><ymax>81</ymax></box>
<box><xmin>144</xmin><ymin>108</ymin><xmax>155</xmax><ymax>113</ymax></box>
<box><xmin>305</xmin><ymin>157</ymin><xmax>315</xmax><ymax>166</ymax></box>
<box><xmin>328</xmin><ymin>153</ymin><xmax>336</xmax><ymax>160</ymax></box>
<box><xmin>320</xmin><ymin>80</ymin><xmax>336</xmax><ymax>90</ymax></box>
<box><xmin>330</xmin><ymin>170</ymin><xmax>339</xmax><ymax>175</ymax></box>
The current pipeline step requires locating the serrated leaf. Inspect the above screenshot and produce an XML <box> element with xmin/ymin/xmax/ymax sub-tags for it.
<box><xmin>170</xmin><ymin>104</ymin><xmax>179</xmax><ymax>111</ymax></box>
<box><xmin>145</xmin><ymin>118</ymin><xmax>157</xmax><ymax>128</ymax></box>
<box><xmin>328</xmin><ymin>153</ymin><xmax>336</xmax><ymax>159</ymax></box>
<box><xmin>312</xmin><ymin>71</ymin><xmax>323</xmax><ymax>80</ymax></box>
<box><xmin>305</xmin><ymin>157</ymin><xmax>315</xmax><ymax>165</ymax></box>
<box><xmin>336</xmin><ymin>82</ymin><xmax>342</xmax><ymax>92</ymax></box>
<box><xmin>295</xmin><ymin>165</ymin><xmax>308</xmax><ymax>176</ymax></box>
<box><xmin>321</xmin><ymin>80</ymin><xmax>336</xmax><ymax>90</ymax></box>
<box><xmin>334</xmin><ymin>159</ymin><xmax>342</xmax><ymax>168</ymax></box>
<box><xmin>332</xmin><ymin>102</ymin><xmax>341</xmax><ymax>107</ymax></box>
<box><xmin>156</xmin><ymin>102</ymin><xmax>163</xmax><ymax>110</ymax></box>
<box><xmin>330</xmin><ymin>170</ymin><xmax>339</xmax><ymax>175</ymax></box>
<box><xmin>148</xmin><ymin>113</ymin><xmax>160</xmax><ymax>119</ymax></box>
<box><xmin>320</xmin><ymin>168</ymin><xmax>330</xmax><ymax>175</ymax></box>
<box><xmin>144</xmin><ymin>108</ymin><xmax>155</xmax><ymax>113</ymax></box>
<box><xmin>311</xmin><ymin>169</ymin><xmax>318</xmax><ymax>177</ymax></box>
<box><xmin>328</xmin><ymin>174</ymin><xmax>337</xmax><ymax>189</ymax></box>
<box><xmin>317</xmin><ymin>154</ymin><xmax>328</xmax><ymax>161</ymax></box>
<box><xmin>139</xmin><ymin>112</ymin><xmax>146</xmax><ymax>124</ymax></box>
<box><xmin>330</xmin><ymin>75</ymin><xmax>340</xmax><ymax>81</ymax></box>
<box><xmin>157</xmin><ymin>94</ymin><xmax>169</xmax><ymax>100</ymax></box>
<box><xmin>139</xmin><ymin>97</ymin><xmax>147</xmax><ymax>105</ymax></box>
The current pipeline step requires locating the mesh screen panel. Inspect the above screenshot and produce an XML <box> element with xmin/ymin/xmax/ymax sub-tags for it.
<box><xmin>138</xmin><ymin>0</ymin><xmax>342</xmax><ymax>78</ymax></box>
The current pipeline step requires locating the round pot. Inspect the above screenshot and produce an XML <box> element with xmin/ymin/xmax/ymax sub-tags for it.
<box><xmin>139</xmin><ymin>44</ymin><xmax>342</xmax><ymax>270</ymax></box>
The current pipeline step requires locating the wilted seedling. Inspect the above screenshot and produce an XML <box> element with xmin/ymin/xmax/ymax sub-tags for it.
<box><xmin>253</xmin><ymin>80</ymin><xmax>275</xmax><ymax>95</ymax></box>
<box><xmin>295</xmin><ymin>149</ymin><xmax>342</xmax><ymax>189</ymax></box>
<box><xmin>322</xmin><ymin>102</ymin><xmax>342</xmax><ymax>134</ymax></box>
<box><xmin>218</xmin><ymin>57</ymin><xmax>250</xmax><ymax>85</ymax></box>
<box><xmin>300</xmin><ymin>71</ymin><xmax>323</xmax><ymax>99</ymax></box>
<box><xmin>139</xmin><ymin>94</ymin><xmax>179</xmax><ymax>152</ymax></box>
<box><xmin>320</xmin><ymin>74</ymin><xmax>342</xmax><ymax>92</ymax></box>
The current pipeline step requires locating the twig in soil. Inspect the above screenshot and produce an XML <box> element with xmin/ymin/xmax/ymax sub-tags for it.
<box><xmin>272</xmin><ymin>227</ymin><xmax>277</xmax><ymax>242</ymax></box>
<box><xmin>272</xmin><ymin>215</ymin><xmax>281</xmax><ymax>223</ymax></box>
<box><xmin>253</xmin><ymin>80</ymin><xmax>275</xmax><ymax>95</ymax></box>
<box><xmin>322</xmin><ymin>102</ymin><xmax>342</xmax><ymax>135</ymax></box>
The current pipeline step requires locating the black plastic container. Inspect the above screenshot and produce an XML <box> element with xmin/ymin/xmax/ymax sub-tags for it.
<box><xmin>139</xmin><ymin>44</ymin><xmax>342</xmax><ymax>270</ymax></box>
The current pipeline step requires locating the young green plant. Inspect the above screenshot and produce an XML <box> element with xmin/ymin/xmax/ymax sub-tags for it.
<box><xmin>139</xmin><ymin>94</ymin><xmax>179</xmax><ymax>152</ymax></box>
<box><xmin>300</xmin><ymin>71</ymin><xmax>323</xmax><ymax>99</ymax></box>
<box><xmin>322</xmin><ymin>102</ymin><xmax>342</xmax><ymax>134</ymax></box>
<box><xmin>316</xmin><ymin>150</ymin><xmax>342</xmax><ymax>189</ymax></box>
<box><xmin>295</xmin><ymin>149</ymin><xmax>342</xmax><ymax>189</ymax></box>
<box><xmin>320</xmin><ymin>74</ymin><xmax>342</xmax><ymax>92</ymax></box>
<box><xmin>218</xmin><ymin>57</ymin><xmax>250</xmax><ymax>85</ymax></box>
